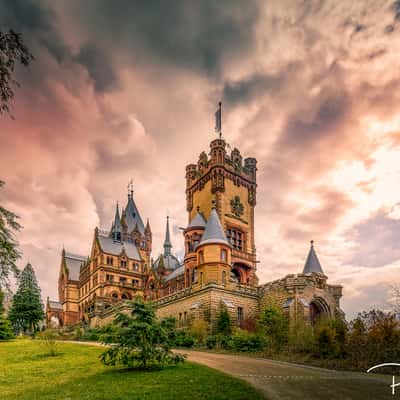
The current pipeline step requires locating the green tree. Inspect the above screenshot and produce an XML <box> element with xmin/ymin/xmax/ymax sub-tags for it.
<box><xmin>258</xmin><ymin>305</ymin><xmax>289</xmax><ymax>352</ymax></box>
<box><xmin>101</xmin><ymin>298</ymin><xmax>185</xmax><ymax>369</ymax></box>
<box><xmin>0</xmin><ymin>30</ymin><xmax>34</xmax><ymax>115</ymax></box>
<box><xmin>0</xmin><ymin>181</ymin><xmax>21</xmax><ymax>290</ymax></box>
<box><xmin>8</xmin><ymin>263</ymin><xmax>44</xmax><ymax>334</ymax></box>
<box><xmin>0</xmin><ymin>286</ymin><xmax>13</xmax><ymax>340</ymax></box>
<box><xmin>216</xmin><ymin>307</ymin><xmax>231</xmax><ymax>336</ymax></box>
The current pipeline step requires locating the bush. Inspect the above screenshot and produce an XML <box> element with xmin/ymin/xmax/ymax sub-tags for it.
<box><xmin>288</xmin><ymin>321</ymin><xmax>314</xmax><ymax>354</ymax></box>
<box><xmin>215</xmin><ymin>307</ymin><xmax>231</xmax><ymax>336</ymax></box>
<box><xmin>174</xmin><ymin>330</ymin><xmax>195</xmax><ymax>348</ymax></box>
<box><xmin>258</xmin><ymin>305</ymin><xmax>289</xmax><ymax>353</ymax></box>
<box><xmin>37</xmin><ymin>329</ymin><xmax>59</xmax><ymax>356</ymax></box>
<box><xmin>0</xmin><ymin>316</ymin><xmax>14</xmax><ymax>340</ymax></box>
<box><xmin>190</xmin><ymin>320</ymin><xmax>209</xmax><ymax>345</ymax></box>
<box><xmin>229</xmin><ymin>329</ymin><xmax>263</xmax><ymax>352</ymax></box>
<box><xmin>206</xmin><ymin>335</ymin><xmax>217</xmax><ymax>349</ymax></box>
<box><xmin>101</xmin><ymin>298</ymin><xmax>185</xmax><ymax>369</ymax></box>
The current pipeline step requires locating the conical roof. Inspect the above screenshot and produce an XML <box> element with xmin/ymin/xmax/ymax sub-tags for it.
<box><xmin>303</xmin><ymin>241</ymin><xmax>324</xmax><ymax>274</ymax></box>
<box><xmin>199</xmin><ymin>208</ymin><xmax>229</xmax><ymax>246</ymax></box>
<box><xmin>111</xmin><ymin>203</ymin><xmax>122</xmax><ymax>239</ymax></box>
<box><xmin>124</xmin><ymin>193</ymin><xmax>145</xmax><ymax>234</ymax></box>
<box><xmin>188</xmin><ymin>211</ymin><xmax>206</xmax><ymax>229</ymax></box>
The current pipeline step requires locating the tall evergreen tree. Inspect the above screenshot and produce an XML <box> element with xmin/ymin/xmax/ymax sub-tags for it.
<box><xmin>0</xmin><ymin>180</ymin><xmax>21</xmax><ymax>290</ymax></box>
<box><xmin>8</xmin><ymin>263</ymin><xmax>44</xmax><ymax>334</ymax></box>
<box><xmin>0</xmin><ymin>288</ymin><xmax>13</xmax><ymax>340</ymax></box>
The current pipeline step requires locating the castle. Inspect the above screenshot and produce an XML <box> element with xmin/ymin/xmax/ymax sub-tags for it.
<box><xmin>47</xmin><ymin>128</ymin><xmax>344</xmax><ymax>329</ymax></box>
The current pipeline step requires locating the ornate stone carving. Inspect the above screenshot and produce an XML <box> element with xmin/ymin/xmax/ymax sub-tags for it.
<box><xmin>230</xmin><ymin>196</ymin><xmax>244</xmax><ymax>217</ymax></box>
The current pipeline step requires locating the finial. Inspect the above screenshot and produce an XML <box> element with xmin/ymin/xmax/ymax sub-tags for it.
<box><xmin>310</xmin><ymin>240</ymin><xmax>314</xmax><ymax>246</ymax></box>
<box><xmin>127</xmin><ymin>179</ymin><xmax>133</xmax><ymax>198</ymax></box>
<box><xmin>211</xmin><ymin>198</ymin><xmax>217</xmax><ymax>209</ymax></box>
<box><xmin>196</xmin><ymin>205</ymin><xmax>200</xmax><ymax>212</ymax></box>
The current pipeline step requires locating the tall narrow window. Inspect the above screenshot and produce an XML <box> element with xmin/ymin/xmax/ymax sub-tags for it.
<box><xmin>221</xmin><ymin>249</ymin><xmax>227</xmax><ymax>262</ymax></box>
<box><xmin>222</xmin><ymin>270</ymin><xmax>226</xmax><ymax>285</ymax></box>
<box><xmin>200</xmin><ymin>272</ymin><xmax>203</xmax><ymax>286</ymax></box>
<box><xmin>199</xmin><ymin>251</ymin><xmax>204</xmax><ymax>264</ymax></box>
<box><xmin>192</xmin><ymin>268</ymin><xmax>198</xmax><ymax>283</ymax></box>
<box><xmin>237</xmin><ymin>307</ymin><xmax>244</xmax><ymax>324</ymax></box>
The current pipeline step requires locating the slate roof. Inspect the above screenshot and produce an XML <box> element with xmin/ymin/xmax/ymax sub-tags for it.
<box><xmin>187</xmin><ymin>211</ymin><xmax>206</xmax><ymax>229</ymax></box>
<box><xmin>164</xmin><ymin>265</ymin><xmax>185</xmax><ymax>282</ymax></box>
<box><xmin>153</xmin><ymin>254</ymin><xmax>181</xmax><ymax>271</ymax></box>
<box><xmin>64</xmin><ymin>252</ymin><xmax>86</xmax><ymax>281</ymax></box>
<box><xmin>124</xmin><ymin>194</ymin><xmax>145</xmax><ymax>234</ymax></box>
<box><xmin>302</xmin><ymin>241</ymin><xmax>324</xmax><ymax>274</ymax></box>
<box><xmin>199</xmin><ymin>208</ymin><xmax>230</xmax><ymax>246</ymax></box>
<box><xmin>48</xmin><ymin>300</ymin><xmax>63</xmax><ymax>310</ymax></box>
<box><xmin>97</xmin><ymin>234</ymin><xmax>141</xmax><ymax>260</ymax></box>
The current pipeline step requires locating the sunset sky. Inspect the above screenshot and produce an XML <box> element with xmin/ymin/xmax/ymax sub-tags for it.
<box><xmin>1</xmin><ymin>0</ymin><xmax>400</xmax><ymax>319</ymax></box>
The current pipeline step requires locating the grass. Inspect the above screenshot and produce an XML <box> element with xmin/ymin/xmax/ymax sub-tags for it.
<box><xmin>0</xmin><ymin>339</ymin><xmax>264</xmax><ymax>400</ymax></box>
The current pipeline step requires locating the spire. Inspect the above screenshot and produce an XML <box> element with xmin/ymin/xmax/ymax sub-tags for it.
<box><xmin>124</xmin><ymin>184</ymin><xmax>145</xmax><ymax>234</ymax></box>
<box><xmin>215</xmin><ymin>101</ymin><xmax>222</xmax><ymax>139</ymax></box>
<box><xmin>199</xmin><ymin>203</ymin><xmax>229</xmax><ymax>246</ymax></box>
<box><xmin>145</xmin><ymin>218</ymin><xmax>151</xmax><ymax>234</ymax></box>
<box><xmin>163</xmin><ymin>215</ymin><xmax>172</xmax><ymax>256</ymax></box>
<box><xmin>111</xmin><ymin>203</ymin><xmax>122</xmax><ymax>241</ymax></box>
<box><xmin>303</xmin><ymin>240</ymin><xmax>324</xmax><ymax>274</ymax></box>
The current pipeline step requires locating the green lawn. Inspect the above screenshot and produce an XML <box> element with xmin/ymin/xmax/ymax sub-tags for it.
<box><xmin>0</xmin><ymin>340</ymin><xmax>264</xmax><ymax>400</ymax></box>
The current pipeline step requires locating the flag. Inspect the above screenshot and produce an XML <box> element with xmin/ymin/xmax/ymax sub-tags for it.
<box><xmin>215</xmin><ymin>102</ymin><xmax>221</xmax><ymax>134</ymax></box>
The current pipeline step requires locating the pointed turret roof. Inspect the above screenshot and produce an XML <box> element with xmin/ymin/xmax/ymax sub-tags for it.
<box><xmin>124</xmin><ymin>191</ymin><xmax>145</xmax><ymax>234</ymax></box>
<box><xmin>164</xmin><ymin>216</ymin><xmax>172</xmax><ymax>256</ymax></box>
<box><xmin>111</xmin><ymin>203</ymin><xmax>122</xmax><ymax>240</ymax></box>
<box><xmin>188</xmin><ymin>210</ymin><xmax>206</xmax><ymax>229</ymax></box>
<box><xmin>303</xmin><ymin>240</ymin><xmax>324</xmax><ymax>274</ymax></box>
<box><xmin>199</xmin><ymin>207</ymin><xmax>230</xmax><ymax>246</ymax></box>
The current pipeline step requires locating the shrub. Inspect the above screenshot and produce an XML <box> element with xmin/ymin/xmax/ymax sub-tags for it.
<box><xmin>174</xmin><ymin>330</ymin><xmax>195</xmax><ymax>348</ymax></box>
<box><xmin>160</xmin><ymin>317</ymin><xmax>177</xmax><ymax>346</ymax></box>
<box><xmin>190</xmin><ymin>320</ymin><xmax>209</xmax><ymax>345</ymax></box>
<box><xmin>101</xmin><ymin>298</ymin><xmax>185</xmax><ymax>369</ymax></box>
<box><xmin>229</xmin><ymin>329</ymin><xmax>263</xmax><ymax>352</ymax></box>
<box><xmin>206</xmin><ymin>335</ymin><xmax>217</xmax><ymax>349</ymax></box>
<box><xmin>314</xmin><ymin>320</ymin><xmax>338</xmax><ymax>359</ymax></box>
<box><xmin>0</xmin><ymin>316</ymin><xmax>14</xmax><ymax>340</ymax></box>
<box><xmin>258</xmin><ymin>305</ymin><xmax>289</xmax><ymax>353</ymax></box>
<box><xmin>37</xmin><ymin>329</ymin><xmax>59</xmax><ymax>356</ymax></box>
<box><xmin>288</xmin><ymin>320</ymin><xmax>314</xmax><ymax>354</ymax></box>
<box><xmin>215</xmin><ymin>307</ymin><xmax>231</xmax><ymax>336</ymax></box>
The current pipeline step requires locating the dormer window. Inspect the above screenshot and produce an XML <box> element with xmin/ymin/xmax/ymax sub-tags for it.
<box><xmin>121</xmin><ymin>260</ymin><xmax>127</xmax><ymax>268</ymax></box>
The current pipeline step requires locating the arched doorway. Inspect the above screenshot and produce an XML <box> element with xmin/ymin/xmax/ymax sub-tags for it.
<box><xmin>231</xmin><ymin>262</ymin><xmax>251</xmax><ymax>284</ymax></box>
<box><xmin>309</xmin><ymin>297</ymin><xmax>330</xmax><ymax>325</ymax></box>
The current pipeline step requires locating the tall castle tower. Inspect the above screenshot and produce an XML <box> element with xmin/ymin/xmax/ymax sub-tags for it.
<box><xmin>185</xmin><ymin>135</ymin><xmax>258</xmax><ymax>286</ymax></box>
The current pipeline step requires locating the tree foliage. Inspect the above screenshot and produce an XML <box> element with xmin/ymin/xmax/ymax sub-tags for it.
<box><xmin>258</xmin><ymin>305</ymin><xmax>289</xmax><ymax>352</ymax></box>
<box><xmin>216</xmin><ymin>307</ymin><xmax>231</xmax><ymax>336</ymax></box>
<box><xmin>8</xmin><ymin>263</ymin><xmax>44</xmax><ymax>334</ymax></box>
<box><xmin>0</xmin><ymin>287</ymin><xmax>14</xmax><ymax>340</ymax></box>
<box><xmin>0</xmin><ymin>30</ymin><xmax>34</xmax><ymax>115</ymax></box>
<box><xmin>0</xmin><ymin>181</ymin><xmax>21</xmax><ymax>290</ymax></box>
<box><xmin>101</xmin><ymin>298</ymin><xmax>185</xmax><ymax>369</ymax></box>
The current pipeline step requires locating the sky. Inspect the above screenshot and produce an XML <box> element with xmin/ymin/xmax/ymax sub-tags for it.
<box><xmin>1</xmin><ymin>0</ymin><xmax>400</xmax><ymax>319</ymax></box>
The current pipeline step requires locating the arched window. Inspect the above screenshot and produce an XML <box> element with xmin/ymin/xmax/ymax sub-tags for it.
<box><xmin>111</xmin><ymin>293</ymin><xmax>118</xmax><ymax>299</ymax></box>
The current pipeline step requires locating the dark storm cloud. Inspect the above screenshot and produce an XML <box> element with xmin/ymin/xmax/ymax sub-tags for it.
<box><xmin>0</xmin><ymin>0</ymin><xmax>69</xmax><ymax>63</ymax></box>
<box><xmin>68</xmin><ymin>0</ymin><xmax>260</xmax><ymax>75</ymax></box>
<box><xmin>280</xmin><ymin>89</ymin><xmax>351</xmax><ymax>148</ymax></box>
<box><xmin>347</xmin><ymin>210</ymin><xmax>400</xmax><ymax>268</ymax></box>
<box><xmin>75</xmin><ymin>44</ymin><xmax>119</xmax><ymax>92</ymax></box>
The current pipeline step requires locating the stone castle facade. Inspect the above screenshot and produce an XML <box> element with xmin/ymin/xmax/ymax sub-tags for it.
<box><xmin>46</xmin><ymin>136</ymin><xmax>344</xmax><ymax>330</ymax></box>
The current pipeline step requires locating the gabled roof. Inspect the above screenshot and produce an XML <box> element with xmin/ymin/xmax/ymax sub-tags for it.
<box><xmin>124</xmin><ymin>193</ymin><xmax>145</xmax><ymax>234</ymax></box>
<box><xmin>164</xmin><ymin>265</ymin><xmax>185</xmax><ymax>282</ymax></box>
<box><xmin>303</xmin><ymin>241</ymin><xmax>324</xmax><ymax>274</ymax></box>
<box><xmin>64</xmin><ymin>252</ymin><xmax>86</xmax><ymax>281</ymax></box>
<box><xmin>187</xmin><ymin>211</ymin><xmax>206</xmax><ymax>229</ymax></box>
<box><xmin>97</xmin><ymin>234</ymin><xmax>141</xmax><ymax>260</ymax></box>
<box><xmin>48</xmin><ymin>300</ymin><xmax>63</xmax><ymax>310</ymax></box>
<box><xmin>199</xmin><ymin>208</ymin><xmax>230</xmax><ymax>246</ymax></box>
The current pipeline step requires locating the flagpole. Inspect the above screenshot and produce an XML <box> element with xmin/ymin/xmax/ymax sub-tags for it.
<box><xmin>219</xmin><ymin>101</ymin><xmax>222</xmax><ymax>139</ymax></box>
